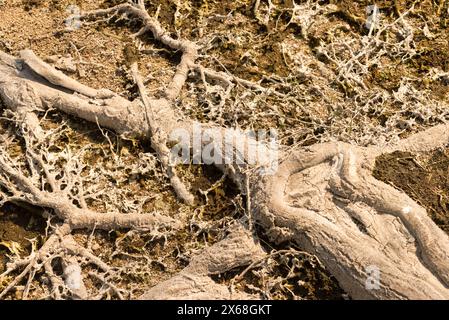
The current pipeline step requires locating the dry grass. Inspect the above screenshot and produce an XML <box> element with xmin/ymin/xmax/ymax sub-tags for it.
<box><xmin>0</xmin><ymin>0</ymin><xmax>448</xmax><ymax>299</ymax></box>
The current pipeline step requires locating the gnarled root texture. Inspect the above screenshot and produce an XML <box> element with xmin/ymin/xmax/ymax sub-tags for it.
<box><xmin>1</xmin><ymin>1</ymin><xmax>449</xmax><ymax>300</ymax></box>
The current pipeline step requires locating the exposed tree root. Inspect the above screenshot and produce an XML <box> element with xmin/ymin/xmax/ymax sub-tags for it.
<box><xmin>258</xmin><ymin>139</ymin><xmax>449</xmax><ymax>299</ymax></box>
<box><xmin>0</xmin><ymin>134</ymin><xmax>179</xmax><ymax>299</ymax></box>
<box><xmin>1</xmin><ymin>1</ymin><xmax>449</xmax><ymax>300</ymax></box>
<box><xmin>140</xmin><ymin>223</ymin><xmax>265</xmax><ymax>299</ymax></box>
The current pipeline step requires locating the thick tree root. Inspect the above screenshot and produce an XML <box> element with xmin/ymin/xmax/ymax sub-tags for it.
<box><xmin>1</xmin><ymin>1</ymin><xmax>449</xmax><ymax>300</ymax></box>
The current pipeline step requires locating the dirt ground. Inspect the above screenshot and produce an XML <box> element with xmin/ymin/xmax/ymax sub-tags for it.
<box><xmin>0</xmin><ymin>204</ymin><xmax>46</xmax><ymax>274</ymax></box>
<box><xmin>1</xmin><ymin>0</ymin><xmax>449</xmax><ymax>299</ymax></box>
<box><xmin>373</xmin><ymin>146</ymin><xmax>449</xmax><ymax>234</ymax></box>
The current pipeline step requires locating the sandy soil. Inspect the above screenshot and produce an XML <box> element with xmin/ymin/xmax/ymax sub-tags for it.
<box><xmin>1</xmin><ymin>0</ymin><xmax>449</xmax><ymax>300</ymax></box>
